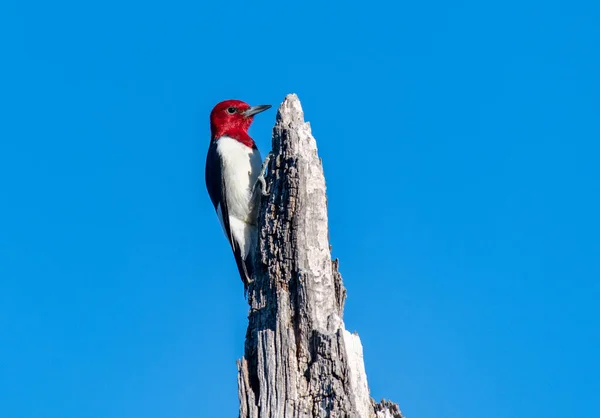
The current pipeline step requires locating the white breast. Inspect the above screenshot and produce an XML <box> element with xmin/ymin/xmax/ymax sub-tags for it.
<box><xmin>215</xmin><ymin>135</ymin><xmax>262</xmax><ymax>223</ymax></box>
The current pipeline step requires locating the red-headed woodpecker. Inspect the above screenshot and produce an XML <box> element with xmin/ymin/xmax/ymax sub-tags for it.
<box><xmin>205</xmin><ymin>99</ymin><xmax>272</xmax><ymax>290</ymax></box>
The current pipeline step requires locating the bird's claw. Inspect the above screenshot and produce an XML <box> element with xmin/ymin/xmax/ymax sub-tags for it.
<box><xmin>254</xmin><ymin>152</ymin><xmax>273</xmax><ymax>196</ymax></box>
<box><xmin>257</xmin><ymin>176</ymin><xmax>269</xmax><ymax>196</ymax></box>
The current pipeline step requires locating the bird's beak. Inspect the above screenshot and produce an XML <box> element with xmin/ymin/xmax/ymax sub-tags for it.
<box><xmin>243</xmin><ymin>105</ymin><xmax>271</xmax><ymax>118</ymax></box>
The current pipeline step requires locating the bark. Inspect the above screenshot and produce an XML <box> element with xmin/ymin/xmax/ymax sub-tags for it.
<box><xmin>237</xmin><ymin>94</ymin><xmax>403</xmax><ymax>418</ymax></box>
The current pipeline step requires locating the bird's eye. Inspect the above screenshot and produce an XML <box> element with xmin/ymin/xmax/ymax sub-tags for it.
<box><xmin>227</xmin><ymin>107</ymin><xmax>237</xmax><ymax>114</ymax></box>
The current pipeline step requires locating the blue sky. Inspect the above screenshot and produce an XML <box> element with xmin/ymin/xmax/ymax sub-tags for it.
<box><xmin>0</xmin><ymin>0</ymin><xmax>598</xmax><ymax>417</ymax></box>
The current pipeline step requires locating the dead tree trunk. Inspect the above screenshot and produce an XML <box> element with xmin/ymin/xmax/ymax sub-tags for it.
<box><xmin>237</xmin><ymin>94</ymin><xmax>403</xmax><ymax>418</ymax></box>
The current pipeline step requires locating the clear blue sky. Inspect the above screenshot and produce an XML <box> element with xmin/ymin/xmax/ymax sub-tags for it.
<box><xmin>0</xmin><ymin>0</ymin><xmax>598</xmax><ymax>417</ymax></box>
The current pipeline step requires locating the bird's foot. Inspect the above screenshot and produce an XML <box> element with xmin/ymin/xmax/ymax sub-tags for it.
<box><xmin>255</xmin><ymin>176</ymin><xmax>269</xmax><ymax>197</ymax></box>
<box><xmin>254</xmin><ymin>152</ymin><xmax>273</xmax><ymax>196</ymax></box>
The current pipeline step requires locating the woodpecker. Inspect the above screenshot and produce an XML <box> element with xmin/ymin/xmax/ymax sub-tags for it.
<box><xmin>205</xmin><ymin>99</ymin><xmax>271</xmax><ymax>291</ymax></box>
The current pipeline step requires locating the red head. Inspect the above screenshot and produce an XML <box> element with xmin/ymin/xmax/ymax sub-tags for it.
<box><xmin>210</xmin><ymin>99</ymin><xmax>271</xmax><ymax>147</ymax></box>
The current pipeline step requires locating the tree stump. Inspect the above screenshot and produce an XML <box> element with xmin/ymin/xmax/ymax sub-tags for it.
<box><xmin>237</xmin><ymin>94</ymin><xmax>402</xmax><ymax>418</ymax></box>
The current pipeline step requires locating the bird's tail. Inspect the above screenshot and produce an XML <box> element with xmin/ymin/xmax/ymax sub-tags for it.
<box><xmin>233</xmin><ymin>223</ymin><xmax>257</xmax><ymax>296</ymax></box>
<box><xmin>233</xmin><ymin>250</ymin><xmax>253</xmax><ymax>295</ymax></box>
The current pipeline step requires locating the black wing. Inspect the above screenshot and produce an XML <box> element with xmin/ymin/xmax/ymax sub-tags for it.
<box><xmin>205</xmin><ymin>141</ymin><xmax>252</xmax><ymax>291</ymax></box>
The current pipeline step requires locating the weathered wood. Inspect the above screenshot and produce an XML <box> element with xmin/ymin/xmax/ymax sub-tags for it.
<box><xmin>237</xmin><ymin>94</ymin><xmax>402</xmax><ymax>418</ymax></box>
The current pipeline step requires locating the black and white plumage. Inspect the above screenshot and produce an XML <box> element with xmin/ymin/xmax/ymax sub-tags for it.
<box><xmin>205</xmin><ymin>135</ymin><xmax>262</xmax><ymax>288</ymax></box>
<box><xmin>205</xmin><ymin>100</ymin><xmax>271</xmax><ymax>291</ymax></box>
